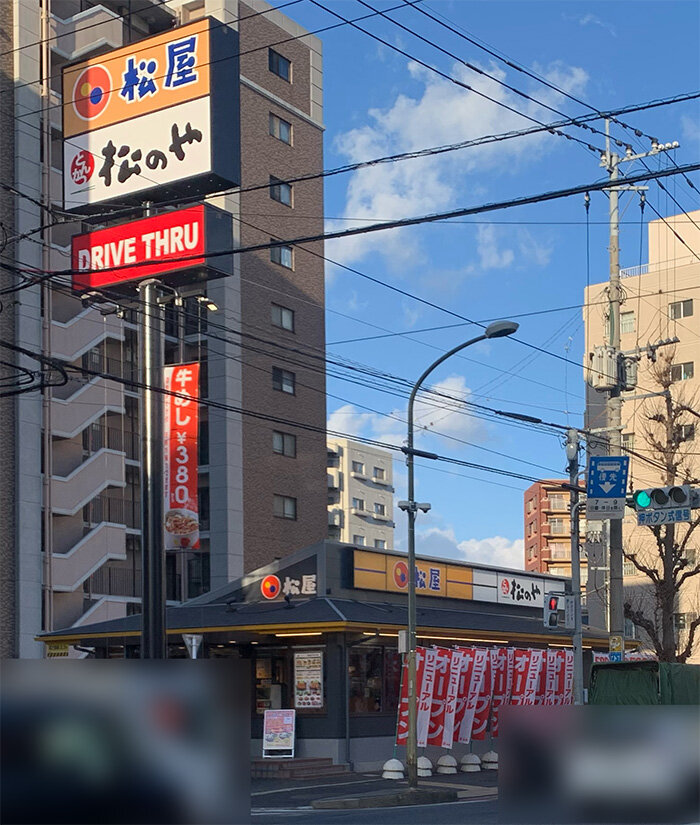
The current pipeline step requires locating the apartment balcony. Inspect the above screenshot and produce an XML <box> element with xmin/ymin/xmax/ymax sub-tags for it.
<box><xmin>370</xmin><ymin>512</ymin><xmax>394</xmax><ymax>524</ymax></box>
<box><xmin>52</xmin><ymin>376</ymin><xmax>124</xmax><ymax>438</ymax></box>
<box><xmin>52</xmin><ymin>308</ymin><xmax>124</xmax><ymax>362</ymax></box>
<box><xmin>85</xmin><ymin>493</ymin><xmax>141</xmax><ymax>531</ymax></box>
<box><xmin>51</xmin><ymin>6</ymin><xmax>123</xmax><ymax>59</ymax></box>
<box><xmin>52</xmin><ymin>448</ymin><xmax>125</xmax><ymax>516</ymax></box>
<box><xmin>51</xmin><ymin>522</ymin><xmax>127</xmax><ymax>592</ymax></box>
<box><xmin>86</xmin><ymin>566</ymin><xmax>142</xmax><ymax>599</ymax></box>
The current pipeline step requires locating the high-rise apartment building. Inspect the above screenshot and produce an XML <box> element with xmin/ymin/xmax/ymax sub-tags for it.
<box><xmin>1</xmin><ymin>0</ymin><xmax>327</xmax><ymax>657</ymax></box>
<box><xmin>583</xmin><ymin>209</ymin><xmax>700</xmax><ymax>660</ymax></box>
<box><xmin>327</xmin><ymin>438</ymin><xmax>395</xmax><ymax>550</ymax></box>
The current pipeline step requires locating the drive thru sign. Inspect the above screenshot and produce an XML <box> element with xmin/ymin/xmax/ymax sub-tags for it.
<box><xmin>586</xmin><ymin>456</ymin><xmax>629</xmax><ymax>519</ymax></box>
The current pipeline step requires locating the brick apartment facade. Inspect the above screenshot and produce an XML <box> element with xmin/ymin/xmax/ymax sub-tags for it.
<box><xmin>2</xmin><ymin>0</ymin><xmax>327</xmax><ymax>656</ymax></box>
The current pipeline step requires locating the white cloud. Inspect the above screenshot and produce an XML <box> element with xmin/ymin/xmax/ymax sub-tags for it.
<box><xmin>328</xmin><ymin>59</ymin><xmax>589</xmax><ymax>268</ymax></box>
<box><xmin>326</xmin><ymin>373</ymin><xmax>485</xmax><ymax>451</ymax></box>
<box><xmin>476</xmin><ymin>224</ymin><xmax>514</xmax><ymax>270</ymax></box>
<box><xmin>416</xmin><ymin>526</ymin><xmax>525</xmax><ymax>570</ymax></box>
<box><xmin>567</xmin><ymin>13</ymin><xmax>617</xmax><ymax>37</ymax></box>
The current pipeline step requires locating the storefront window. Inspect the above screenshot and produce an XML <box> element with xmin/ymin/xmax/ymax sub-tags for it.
<box><xmin>255</xmin><ymin>653</ymin><xmax>288</xmax><ymax>715</ymax></box>
<box><xmin>349</xmin><ymin>647</ymin><xmax>401</xmax><ymax>714</ymax></box>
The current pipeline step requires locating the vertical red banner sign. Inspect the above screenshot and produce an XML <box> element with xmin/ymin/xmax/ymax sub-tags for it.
<box><xmin>523</xmin><ymin>649</ymin><xmax>545</xmax><ymax>705</ymax></box>
<box><xmin>441</xmin><ymin>649</ymin><xmax>466</xmax><ymax>748</ymax></box>
<box><xmin>416</xmin><ymin>647</ymin><xmax>437</xmax><ymax>748</ymax></box>
<box><xmin>427</xmin><ymin>648</ymin><xmax>452</xmax><ymax>746</ymax></box>
<box><xmin>457</xmin><ymin>647</ymin><xmax>487</xmax><ymax>744</ymax></box>
<box><xmin>452</xmin><ymin>648</ymin><xmax>475</xmax><ymax>744</ymax></box>
<box><xmin>562</xmin><ymin>649</ymin><xmax>574</xmax><ymax>704</ymax></box>
<box><xmin>396</xmin><ymin>648</ymin><xmax>428</xmax><ymax>745</ymax></box>
<box><xmin>163</xmin><ymin>363</ymin><xmax>200</xmax><ymax>551</ymax></box>
<box><xmin>489</xmin><ymin>647</ymin><xmax>511</xmax><ymax>737</ymax></box>
<box><xmin>545</xmin><ymin>649</ymin><xmax>565</xmax><ymax>705</ymax></box>
<box><xmin>470</xmin><ymin>650</ymin><xmax>493</xmax><ymax>740</ymax></box>
<box><xmin>510</xmin><ymin>649</ymin><xmax>531</xmax><ymax>706</ymax></box>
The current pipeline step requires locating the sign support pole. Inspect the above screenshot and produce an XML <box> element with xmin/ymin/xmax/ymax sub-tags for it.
<box><xmin>566</xmin><ymin>429</ymin><xmax>584</xmax><ymax>704</ymax></box>
<box><xmin>139</xmin><ymin>277</ymin><xmax>166</xmax><ymax>659</ymax></box>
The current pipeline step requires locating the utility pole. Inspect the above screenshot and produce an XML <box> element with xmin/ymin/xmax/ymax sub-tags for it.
<box><xmin>139</xmin><ymin>278</ymin><xmax>166</xmax><ymax>659</ymax></box>
<box><xmin>599</xmin><ymin>122</ymin><xmax>679</xmax><ymax>658</ymax></box>
<box><xmin>566</xmin><ymin>429</ymin><xmax>584</xmax><ymax>704</ymax></box>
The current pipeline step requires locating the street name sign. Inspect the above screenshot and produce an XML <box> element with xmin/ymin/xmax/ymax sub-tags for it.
<box><xmin>586</xmin><ymin>456</ymin><xmax>630</xmax><ymax>520</ymax></box>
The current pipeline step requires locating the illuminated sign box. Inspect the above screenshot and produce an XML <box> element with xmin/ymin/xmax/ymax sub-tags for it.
<box><xmin>70</xmin><ymin>204</ymin><xmax>233</xmax><ymax>293</ymax></box>
<box><xmin>62</xmin><ymin>17</ymin><xmax>240</xmax><ymax>212</ymax></box>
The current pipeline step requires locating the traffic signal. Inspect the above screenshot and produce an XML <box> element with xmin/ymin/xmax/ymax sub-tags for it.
<box><xmin>633</xmin><ymin>485</ymin><xmax>690</xmax><ymax>511</ymax></box>
<box><xmin>544</xmin><ymin>593</ymin><xmax>560</xmax><ymax>628</ymax></box>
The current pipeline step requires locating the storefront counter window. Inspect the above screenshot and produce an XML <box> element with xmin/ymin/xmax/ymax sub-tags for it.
<box><xmin>349</xmin><ymin>647</ymin><xmax>401</xmax><ymax>714</ymax></box>
<box><xmin>255</xmin><ymin>653</ymin><xmax>287</xmax><ymax>714</ymax></box>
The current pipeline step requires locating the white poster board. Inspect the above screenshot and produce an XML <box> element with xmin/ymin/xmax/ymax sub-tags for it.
<box><xmin>262</xmin><ymin>709</ymin><xmax>295</xmax><ymax>759</ymax></box>
<box><xmin>294</xmin><ymin>651</ymin><xmax>324</xmax><ymax>709</ymax></box>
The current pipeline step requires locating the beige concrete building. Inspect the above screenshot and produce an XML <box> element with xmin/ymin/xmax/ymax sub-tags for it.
<box><xmin>327</xmin><ymin>439</ymin><xmax>395</xmax><ymax>550</ymax></box>
<box><xmin>583</xmin><ymin>209</ymin><xmax>700</xmax><ymax>661</ymax></box>
<box><xmin>2</xmin><ymin>0</ymin><xmax>327</xmax><ymax>657</ymax></box>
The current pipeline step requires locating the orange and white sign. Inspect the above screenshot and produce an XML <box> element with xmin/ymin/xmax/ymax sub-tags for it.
<box><xmin>163</xmin><ymin>363</ymin><xmax>200</xmax><ymax>551</ymax></box>
<box><xmin>62</xmin><ymin>18</ymin><xmax>212</xmax><ymax>140</ymax></box>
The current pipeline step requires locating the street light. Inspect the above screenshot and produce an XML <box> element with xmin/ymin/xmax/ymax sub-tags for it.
<box><xmin>401</xmin><ymin>319</ymin><xmax>519</xmax><ymax>789</ymax></box>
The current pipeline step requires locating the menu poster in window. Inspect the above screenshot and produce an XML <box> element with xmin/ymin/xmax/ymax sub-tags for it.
<box><xmin>262</xmin><ymin>709</ymin><xmax>295</xmax><ymax>758</ymax></box>
<box><xmin>294</xmin><ymin>651</ymin><xmax>323</xmax><ymax>709</ymax></box>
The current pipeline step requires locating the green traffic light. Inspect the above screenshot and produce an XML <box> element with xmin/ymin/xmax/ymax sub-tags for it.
<box><xmin>634</xmin><ymin>490</ymin><xmax>652</xmax><ymax>508</ymax></box>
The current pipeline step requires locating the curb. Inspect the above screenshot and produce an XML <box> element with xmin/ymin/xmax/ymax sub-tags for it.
<box><xmin>311</xmin><ymin>788</ymin><xmax>458</xmax><ymax>810</ymax></box>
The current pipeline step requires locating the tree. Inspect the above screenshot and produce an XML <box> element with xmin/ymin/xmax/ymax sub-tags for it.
<box><xmin>623</xmin><ymin>351</ymin><xmax>700</xmax><ymax>663</ymax></box>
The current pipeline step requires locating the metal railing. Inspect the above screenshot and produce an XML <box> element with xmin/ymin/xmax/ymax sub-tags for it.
<box><xmin>83</xmin><ymin>424</ymin><xmax>139</xmax><ymax>460</ymax></box>
<box><xmin>86</xmin><ymin>566</ymin><xmax>142</xmax><ymax>598</ymax></box>
<box><xmin>84</xmin><ymin>493</ymin><xmax>141</xmax><ymax>530</ymax></box>
<box><xmin>619</xmin><ymin>263</ymin><xmax>649</xmax><ymax>279</ymax></box>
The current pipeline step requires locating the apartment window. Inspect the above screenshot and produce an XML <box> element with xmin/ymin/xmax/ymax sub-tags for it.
<box><xmin>673</xmin><ymin>613</ymin><xmax>695</xmax><ymax>631</ymax></box>
<box><xmin>670</xmin><ymin>361</ymin><xmax>694</xmax><ymax>382</ymax></box>
<box><xmin>623</xmin><ymin>560</ymin><xmax>636</xmax><ymax>577</ymax></box>
<box><xmin>269</xmin><ymin>176</ymin><xmax>292</xmax><ymax>206</ymax></box>
<box><xmin>374</xmin><ymin>539</ymin><xmax>386</xmax><ymax>549</ymax></box>
<box><xmin>548</xmin><ymin>494</ymin><xmax>566</xmax><ymax>510</ymax></box>
<box><xmin>549</xmin><ymin>518</ymin><xmax>566</xmax><ymax>535</ymax></box>
<box><xmin>374</xmin><ymin>502</ymin><xmax>386</xmax><ymax>516</ymax></box>
<box><xmin>273</xmin><ymin>494</ymin><xmax>297</xmax><ymax>520</ymax></box>
<box><xmin>352</xmin><ymin>461</ymin><xmax>365</xmax><ymax>474</ymax></box>
<box><xmin>268</xmin><ymin>48</ymin><xmax>291</xmax><ymax>81</ymax></box>
<box><xmin>621</xmin><ymin>432</ymin><xmax>635</xmax><ymax>451</ymax></box>
<box><xmin>270</xmin><ymin>243</ymin><xmax>293</xmax><ymax>269</ymax></box>
<box><xmin>269</xmin><ymin>112</ymin><xmax>292</xmax><ymax>144</ymax></box>
<box><xmin>373</xmin><ymin>467</ymin><xmax>385</xmax><ymax>481</ymax></box>
<box><xmin>353</xmin><ymin>535</ymin><xmax>366</xmax><ymax>546</ymax></box>
<box><xmin>680</xmin><ymin>424</ymin><xmax>695</xmax><ymax>442</ymax></box>
<box><xmin>271</xmin><ymin>303</ymin><xmax>295</xmax><ymax>332</ymax></box>
<box><xmin>619</xmin><ymin>311</ymin><xmax>635</xmax><ymax>335</ymax></box>
<box><xmin>669</xmin><ymin>299</ymin><xmax>693</xmax><ymax>320</ymax></box>
<box><xmin>273</xmin><ymin>430</ymin><xmax>296</xmax><ymax>457</ymax></box>
<box><xmin>272</xmin><ymin>367</ymin><xmax>295</xmax><ymax>394</ymax></box>
<box><xmin>352</xmin><ymin>497</ymin><xmax>365</xmax><ymax>511</ymax></box>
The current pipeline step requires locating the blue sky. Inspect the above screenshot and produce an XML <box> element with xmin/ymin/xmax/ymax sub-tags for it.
<box><xmin>276</xmin><ymin>0</ymin><xmax>700</xmax><ymax>568</ymax></box>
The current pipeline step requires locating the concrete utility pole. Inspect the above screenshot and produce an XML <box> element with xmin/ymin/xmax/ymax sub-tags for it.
<box><xmin>566</xmin><ymin>429</ymin><xmax>584</xmax><ymax>704</ymax></box>
<box><xmin>599</xmin><ymin>122</ymin><xmax>679</xmax><ymax>657</ymax></box>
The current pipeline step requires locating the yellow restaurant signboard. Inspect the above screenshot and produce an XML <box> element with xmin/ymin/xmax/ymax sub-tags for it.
<box><xmin>353</xmin><ymin>549</ymin><xmax>472</xmax><ymax>600</ymax></box>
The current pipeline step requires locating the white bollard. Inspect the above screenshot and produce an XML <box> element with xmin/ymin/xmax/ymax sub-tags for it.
<box><xmin>417</xmin><ymin>756</ymin><xmax>433</xmax><ymax>777</ymax></box>
<box><xmin>381</xmin><ymin>758</ymin><xmax>405</xmax><ymax>780</ymax></box>
<box><xmin>481</xmin><ymin>750</ymin><xmax>498</xmax><ymax>771</ymax></box>
<box><xmin>436</xmin><ymin>754</ymin><xmax>458</xmax><ymax>775</ymax></box>
<box><xmin>460</xmin><ymin>753</ymin><xmax>482</xmax><ymax>772</ymax></box>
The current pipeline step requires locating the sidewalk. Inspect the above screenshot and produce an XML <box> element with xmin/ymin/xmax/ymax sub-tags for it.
<box><xmin>252</xmin><ymin>767</ymin><xmax>498</xmax><ymax>811</ymax></box>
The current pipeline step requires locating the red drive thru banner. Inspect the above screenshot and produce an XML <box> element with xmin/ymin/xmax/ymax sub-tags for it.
<box><xmin>163</xmin><ymin>363</ymin><xmax>200</xmax><ymax>551</ymax></box>
<box><xmin>70</xmin><ymin>204</ymin><xmax>233</xmax><ymax>293</ymax></box>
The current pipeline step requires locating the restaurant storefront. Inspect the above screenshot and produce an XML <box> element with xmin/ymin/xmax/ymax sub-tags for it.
<box><xmin>39</xmin><ymin>541</ymin><xmax>616</xmax><ymax>770</ymax></box>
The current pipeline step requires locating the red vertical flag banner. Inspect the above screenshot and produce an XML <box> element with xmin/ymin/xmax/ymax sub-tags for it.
<box><xmin>163</xmin><ymin>363</ymin><xmax>200</xmax><ymax>551</ymax></box>
<box><xmin>489</xmin><ymin>647</ymin><xmax>510</xmax><ymax>738</ymax></box>
<box><xmin>452</xmin><ymin>648</ymin><xmax>475</xmax><ymax>744</ymax></box>
<box><xmin>535</xmin><ymin>650</ymin><xmax>548</xmax><ymax>705</ymax></box>
<box><xmin>510</xmin><ymin>649</ymin><xmax>531</xmax><ymax>706</ymax></box>
<box><xmin>416</xmin><ymin>648</ymin><xmax>437</xmax><ymax>748</ymax></box>
<box><xmin>441</xmin><ymin>649</ymin><xmax>466</xmax><ymax>748</ymax></box>
<box><xmin>545</xmin><ymin>649</ymin><xmax>565</xmax><ymax>705</ymax></box>
<box><xmin>523</xmin><ymin>649</ymin><xmax>545</xmax><ymax>705</ymax></box>
<box><xmin>470</xmin><ymin>650</ymin><xmax>493</xmax><ymax>740</ymax></box>
<box><xmin>457</xmin><ymin>647</ymin><xmax>488</xmax><ymax>744</ymax></box>
<box><xmin>396</xmin><ymin>648</ymin><xmax>429</xmax><ymax>746</ymax></box>
<box><xmin>427</xmin><ymin>649</ymin><xmax>452</xmax><ymax>746</ymax></box>
<box><xmin>562</xmin><ymin>650</ymin><xmax>574</xmax><ymax>704</ymax></box>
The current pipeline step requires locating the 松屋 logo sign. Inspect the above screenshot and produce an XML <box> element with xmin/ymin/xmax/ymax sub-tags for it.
<box><xmin>62</xmin><ymin>17</ymin><xmax>240</xmax><ymax>211</ymax></box>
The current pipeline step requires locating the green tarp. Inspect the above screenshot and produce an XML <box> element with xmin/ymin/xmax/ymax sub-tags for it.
<box><xmin>589</xmin><ymin>661</ymin><xmax>700</xmax><ymax>705</ymax></box>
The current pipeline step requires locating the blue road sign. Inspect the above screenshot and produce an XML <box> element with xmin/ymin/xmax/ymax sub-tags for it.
<box><xmin>587</xmin><ymin>456</ymin><xmax>630</xmax><ymax>499</ymax></box>
<box><xmin>609</xmin><ymin>652</ymin><xmax>622</xmax><ymax>663</ymax></box>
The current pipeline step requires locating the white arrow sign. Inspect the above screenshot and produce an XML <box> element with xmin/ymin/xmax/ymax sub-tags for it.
<box><xmin>599</xmin><ymin>481</ymin><xmax>616</xmax><ymax>494</ymax></box>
